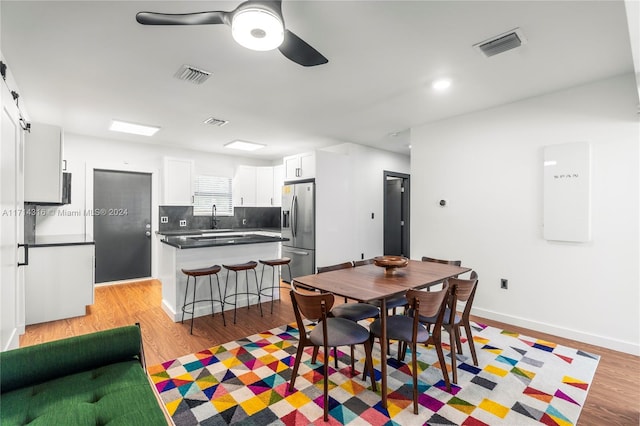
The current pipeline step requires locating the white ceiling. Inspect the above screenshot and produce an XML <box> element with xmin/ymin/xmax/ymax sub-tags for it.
<box><xmin>1</xmin><ymin>1</ymin><xmax>637</xmax><ymax>160</ymax></box>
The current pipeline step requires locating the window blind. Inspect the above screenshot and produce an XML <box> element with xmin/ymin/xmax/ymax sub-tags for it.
<box><xmin>193</xmin><ymin>175</ymin><xmax>233</xmax><ymax>216</ymax></box>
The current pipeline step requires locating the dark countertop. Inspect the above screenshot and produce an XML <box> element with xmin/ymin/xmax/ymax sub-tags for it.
<box><xmin>161</xmin><ymin>233</ymin><xmax>288</xmax><ymax>249</ymax></box>
<box><xmin>157</xmin><ymin>227</ymin><xmax>281</xmax><ymax>237</ymax></box>
<box><xmin>26</xmin><ymin>234</ymin><xmax>95</xmax><ymax>247</ymax></box>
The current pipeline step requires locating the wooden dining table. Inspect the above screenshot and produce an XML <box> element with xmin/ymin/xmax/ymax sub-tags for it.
<box><xmin>292</xmin><ymin>259</ymin><xmax>471</xmax><ymax>408</ymax></box>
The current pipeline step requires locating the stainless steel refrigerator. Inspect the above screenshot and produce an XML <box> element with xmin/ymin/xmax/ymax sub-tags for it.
<box><xmin>281</xmin><ymin>180</ymin><xmax>315</xmax><ymax>281</ymax></box>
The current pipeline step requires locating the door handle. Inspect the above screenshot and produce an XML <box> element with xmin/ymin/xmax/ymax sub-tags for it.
<box><xmin>290</xmin><ymin>195</ymin><xmax>296</xmax><ymax>238</ymax></box>
<box><xmin>145</xmin><ymin>231</ymin><xmax>151</xmax><ymax>237</ymax></box>
<box><xmin>287</xmin><ymin>250</ymin><xmax>309</xmax><ymax>256</ymax></box>
<box><xmin>17</xmin><ymin>243</ymin><xmax>29</xmax><ymax>267</ymax></box>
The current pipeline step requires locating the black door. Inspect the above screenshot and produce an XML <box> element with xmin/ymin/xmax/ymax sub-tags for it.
<box><xmin>94</xmin><ymin>170</ymin><xmax>151</xmax><ymax>283</ymax></box>
<box><xmin>383</xmin><ymin>171</ymin><xmax>410</xmax><ymax>257</ymax></box>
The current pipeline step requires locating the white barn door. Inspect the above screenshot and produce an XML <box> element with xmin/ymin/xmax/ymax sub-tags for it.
<box><xmin>1</xmin><ymin>77</ymin><xmax>25</xmax><ymax>350</ymax></box>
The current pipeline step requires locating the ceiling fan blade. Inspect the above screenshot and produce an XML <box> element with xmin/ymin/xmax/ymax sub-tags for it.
<box><xmin>136</xmin><ymin>11</ymin><xmax>229</xmax><ymax>26</ymax></box>
<box><xmin>278</xmin><ymin>30</ymin><xmax>328</xmax><ymax>67</ymax></box>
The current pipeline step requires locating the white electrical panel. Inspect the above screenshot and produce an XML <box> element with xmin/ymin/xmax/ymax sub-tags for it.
<box><xmin>543</xmin><ymin>142</ymin><xmax>591</xmax><ymax>242</ymax></box>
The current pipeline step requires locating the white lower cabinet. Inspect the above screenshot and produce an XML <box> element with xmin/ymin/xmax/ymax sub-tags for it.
<box><xmin>25</xmin><ymin>244</ymin><xmax>95</xmax><ymax>325</ymax></box>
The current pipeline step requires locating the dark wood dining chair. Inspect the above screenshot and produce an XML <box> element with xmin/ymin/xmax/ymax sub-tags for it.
<box><xmin>421</xmin><ymin>256</ymin><xmax>462</xmax><ymax>266</ymax></box>
<box><xmin>317</xmin><ymin>261</ymin><xmax>355</xmax><ymax>302</ymax></box>
<box><xmin>421</xmin><ymin>256</ymin><xmax>462</xmax><ymax>295</ymax></box>
<box><xmin>365</xmin><ymin>283</ymin><xmax>451</xmax><ymax>414</ymax></box>
<box><xmin>316</xmin><ymin>261</ymin><xmax>380</xmax><ymax>367</ymax></box>
<box><xmin>289</xmin><ymin>284</ymin><xmax>377</xmax><ymax>422</ymax></box>
<box><xmin>316</xmin><ymin>262</ymin><xmax>379</xmax><ymax>324</ymax></box>
<box><xmin>411</xmin><ymin>271</ymin><xmax>479</xmax><ymax>384</ymax></box>
<box><xmin>316</xmin><ymin>262</ymin><xmax>354</xmax><ymax>273</ymax></box>
<box><xmin>352</xmin><ymin>258</ymin><xmax>374</xmax><ymax>267</ymax></box>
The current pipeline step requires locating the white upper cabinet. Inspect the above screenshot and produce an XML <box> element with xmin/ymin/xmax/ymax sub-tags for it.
<box><xmin>24</xmin><ymin>123</ymin><xmax>63</xmax><ymax>203</ymax></box>
<box><xmin>284</xmin><ymin>152</ymin><xmax>315</xmax><ymax>181</ymax></box>
<box><xmin>233</xmin><ymin>165</ymin><xmax>284</xmax><ymax>207</ymax></box>
<box><xmin>233</xmin><ymin>165</ymin><xmax>257</xmax><ymax>206</ymax></box>
<box><xmin>163</xmin><ymin>157</ymin><xmax>194</xmax><ymax>205</ymax></box>
<box><xmin>256</xmin><ymin>166</ymin><xmax>274</xmax><ymax>206</ymax></box>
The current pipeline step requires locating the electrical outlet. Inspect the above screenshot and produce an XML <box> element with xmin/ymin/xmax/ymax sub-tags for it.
<box><xmin>160</xmin><ymin>216</ymin><xmax>168</xmax><ymax>224</ymax></box>
<box><xmin>501</xmin><ymin>278</ymin><xmax>508</xmax><ymax>289</ymax></box>
<box><xmin>179</xmin><ymin>220</ymin><xmax>187</xmax><ymax>227</ymax></box>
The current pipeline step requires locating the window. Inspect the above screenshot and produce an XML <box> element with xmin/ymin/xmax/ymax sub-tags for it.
<box><xmin>193</xmin><ymin>175</ymin><xmax>233</xmax><ymax>216</ymax></box>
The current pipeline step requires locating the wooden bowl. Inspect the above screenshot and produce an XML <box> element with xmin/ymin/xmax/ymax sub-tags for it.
<box><xmin>373</xmin><ymin>255</ymin><xmax>409</xmax><ymax>276</ymax></box>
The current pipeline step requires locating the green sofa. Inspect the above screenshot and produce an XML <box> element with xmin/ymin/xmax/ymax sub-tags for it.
<box><xmin>0</xmin><ymin>324</ymin><xmax>167</xmax><ymax>425</ymax></box>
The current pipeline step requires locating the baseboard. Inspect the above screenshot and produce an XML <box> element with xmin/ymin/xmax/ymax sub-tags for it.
<box><xmin>95</xmin><ymin>277</ymin><xmax>154</xmax><ymax>287</ymax></box>
<box><xmin>2</xmin><ymin>327</ymin><xmax>20</xmax><ymax>351</ymax></box>
<box><xmin>161</xmin><ymin>299</ymin><xmax>179</xmax><ymax>322</ymax></box>
<box><xmin>471</xmin><ymin>307</ymin><xmax>639</xmax><ymax>356</ymax></box>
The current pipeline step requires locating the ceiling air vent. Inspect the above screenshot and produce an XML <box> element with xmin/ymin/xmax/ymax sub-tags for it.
<box><xmin>203</xmin><ymin>117</ymin><xmax>229</xmax><ymax>127</ymax></box>
<box><xmin>174</xmin><ymin>64</ymin><xmax>211</xmax><ymax>84</ymax></box>
<box><xmin>473</xmin><ymin>28</ymin><xmax>527</xmax><ymax>58</ymax></box>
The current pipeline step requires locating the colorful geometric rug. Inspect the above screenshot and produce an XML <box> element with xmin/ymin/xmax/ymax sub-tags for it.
<box><xmin>148</xmin><ymin>321</ymin><xmax>599</xmax><ymax>425</ymax></box>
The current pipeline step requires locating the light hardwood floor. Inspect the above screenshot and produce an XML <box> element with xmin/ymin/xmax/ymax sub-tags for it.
<box><xmin>20</xmin><ymin>280</ymin><xmax>639</xmax><ymax>425</ymax></box>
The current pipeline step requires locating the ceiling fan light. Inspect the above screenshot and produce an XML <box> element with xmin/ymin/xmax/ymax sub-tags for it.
<box><xmin>231</xmin><ymin>8</ymin><xmax>284</xmax><ymax>51</ymax></box>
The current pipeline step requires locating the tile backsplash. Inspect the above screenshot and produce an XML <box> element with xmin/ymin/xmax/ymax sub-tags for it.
<box><xmin>158</xmin><ymin>206</ymin><xmax>280</xmax><ymax>232</ymax></box>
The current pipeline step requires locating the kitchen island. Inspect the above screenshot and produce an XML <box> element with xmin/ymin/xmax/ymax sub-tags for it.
<box><xmin>158</xmin><ymin>230</ymin><xmax>288</xmax><ymax>322</ymax></box>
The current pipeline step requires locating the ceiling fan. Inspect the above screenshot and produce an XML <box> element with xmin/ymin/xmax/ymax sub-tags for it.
<box><xmin>136</xmin><ymin>0</ymin><xmax>328</xmax><ymax>67</ymax></box>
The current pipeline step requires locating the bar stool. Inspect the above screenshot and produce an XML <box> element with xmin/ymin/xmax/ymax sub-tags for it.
<box><xmin>222</xmin><ymin>261</ymin><xmax>260</xmax><ymax>324</ymax></box>
<box><xmin>258</xmin><ymin>257</ymin><xmax>292</xmax><ymax>315</ymax></box>
<box><xmin>181</xmin><ymin>265</ymin><xmax>225</xmax><ymax>334</ymax></box>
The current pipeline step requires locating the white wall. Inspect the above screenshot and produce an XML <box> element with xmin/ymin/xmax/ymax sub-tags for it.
<box><xmin>410</xmin><ymin>73</ymin><xmax>639</xmax><ymax>355</ymax></box>
<box><xmin>315</xmin><ymin>149</ymin><xmax>352</xmax><ymax>268</ymax></box>
<box><xmin>318</xmin><ymin>143</ymin><xmax>410</xmax><ymax>266</ymax></box>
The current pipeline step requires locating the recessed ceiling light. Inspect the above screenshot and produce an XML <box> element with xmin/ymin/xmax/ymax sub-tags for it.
<box><xmin>109</xmin><ymin>120</ymin><xmax>160</xmax><ymax>136</ymax></box>
<box><xmin>224</xmin><ymin>140</ymin><xmax>266</xmax><ymax>151</ymax></box>
<box><xmin>432</xmin><ymin>79</ymin><xmax>452</xmax><ymax>91</ymax></box>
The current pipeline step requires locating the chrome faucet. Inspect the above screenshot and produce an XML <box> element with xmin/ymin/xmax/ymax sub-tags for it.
<box><xmin>211</xmin><ymin>204</ymin><xmax>218</xmax><ymax>229</ymax></box>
